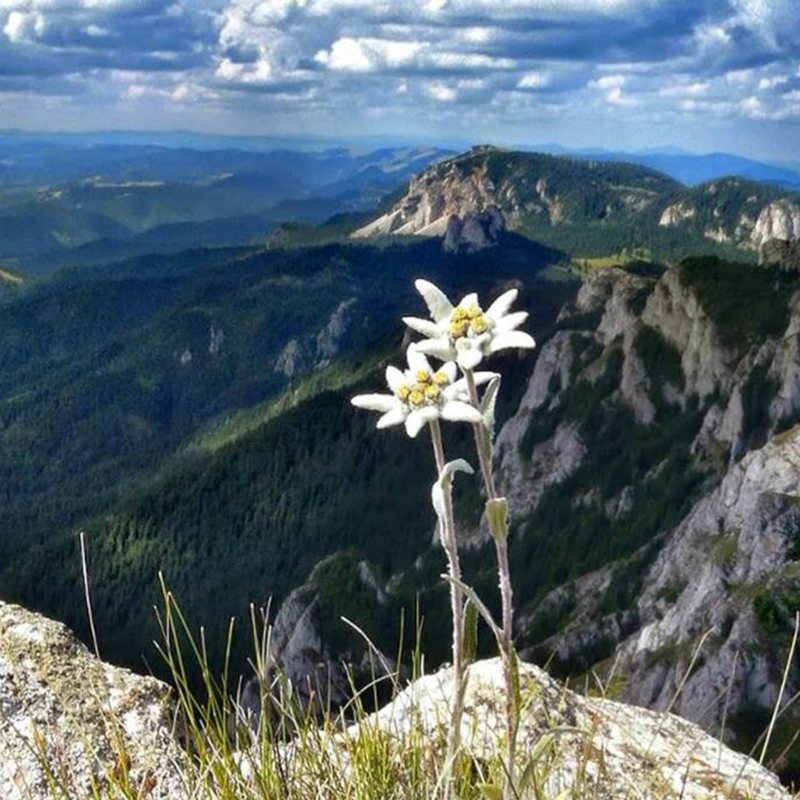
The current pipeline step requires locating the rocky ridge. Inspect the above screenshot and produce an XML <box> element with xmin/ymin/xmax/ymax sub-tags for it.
<box><xmin>494</xmin><ymin>261</ymin><xmax>800</xmax><ymax>760</ymax></box>
<box><xmin>1</xmin><ymin>599</ymin><xmax>793</xmax><ymax>799</ymax></box>
<box><xmin>351</xmin><ymin>147</ymin><xmax>800</xmax><ymax>256</ymax></box>
<box><xmin>0</xmin><ymin>600</ymin><xmax>182</xmax><ymax>799</ymax></box>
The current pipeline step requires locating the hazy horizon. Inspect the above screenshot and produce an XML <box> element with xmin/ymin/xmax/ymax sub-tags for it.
<box><xmin>0</xmin><ymin>2</ymin><xmax>798</xmax><ymax>162</ymax></box>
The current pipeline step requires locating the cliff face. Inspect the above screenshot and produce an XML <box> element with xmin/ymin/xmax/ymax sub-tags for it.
<box><xmin>351</xmin><ymin>148</ymin><xmax>800</xmax><ymax>258</ymax></box>
<box><xmin>494</xmin><ymin>261</ymin><xmax>800</xmax><ymax>759</ymax></box>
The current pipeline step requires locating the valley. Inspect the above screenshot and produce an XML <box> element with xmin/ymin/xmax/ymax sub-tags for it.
<box><xmin>3</xmin><ymin>140</ymin><xmax>800</xmax><ymax>781</ymax></box>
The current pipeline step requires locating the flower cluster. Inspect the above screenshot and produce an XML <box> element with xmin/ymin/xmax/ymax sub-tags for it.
<box><xmin>351</xmin><ymin>278</ymin><xmax>536</xmax><ymax>800</ymax></box>
<box><xmin>403</xmin><ymin>281</ymin><xmax>535</xmax><ymax>370</ymax></box>
<box><xmin>352</xmin><ymin>348</ymin><xmax>494</xmax><ymax>438</ymax></box>
<box><xmin>353</xmin><ymin>280</ymin><xmax>535</xmax><ymax>437</ymax></box>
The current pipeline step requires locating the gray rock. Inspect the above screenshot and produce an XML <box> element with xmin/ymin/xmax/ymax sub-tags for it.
<box><xmin>443</xmin><ymin>205</ymin><xmax>505</xmax><ymax>253</ymax></box>
<box><xmin>761</xmin><ymin>239</ymin><xmax>800</xmax><ymax>271</ymax></box>
<box><xmin>354</xmin><ymin>658</ymin><xmax>792</xmax><ymax>799</ymax></box>
<box><xmin>0</xmin><ymin>601</ymin><xmax>183</xmax><ymax>800</ymax></box>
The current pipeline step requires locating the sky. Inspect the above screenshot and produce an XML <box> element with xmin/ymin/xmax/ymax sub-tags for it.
<box><xmin>1</xmin><ymin>0</ymin><xmax>800</xmax><ymax>160</ymax></box>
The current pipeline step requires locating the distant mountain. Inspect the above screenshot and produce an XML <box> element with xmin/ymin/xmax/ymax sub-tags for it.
<box><xmin>607</xmin><ymin>150</ymin><xmax>800</xmax><ymax>190</ymax></box>
<box><xmin>0</xmin><ymin>142</ymin><xmax>450</xmax><ymax>276</ymax></box>
<box><xmin>353</xmin><ymin>146</ymin><xmax>800</xmax><ymax>261</ymax></box>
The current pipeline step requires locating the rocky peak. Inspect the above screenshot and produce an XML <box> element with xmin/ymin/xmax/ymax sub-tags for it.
<box><xmin>752</xmin><ymin>200</ymin><xmax>800</xmax><ymax>248</ymax></box>
<box><xmin>442</xmin><ymin>205</ymin><xmax>505</xmax><ymax>253</ymax></box>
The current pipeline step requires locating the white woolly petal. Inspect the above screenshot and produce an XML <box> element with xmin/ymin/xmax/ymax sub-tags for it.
<box><xmin>386</xmin><ymin>366</ymin><xmax>405</xmax><ymax>393</ymax></box>
<box><xmin>446</xmin><ymin>370</ymin><xmax>498</xmax><ymax>400</ymax></box>
<box><xmin>376</xmin><ymin>407</ymin><xmax>407</xmax><ymax>429</ymax></box>
<box><xmin>402</xmin><ymin>316</ymin><xmax>443</xmax><ymax>338</ymax></box>
<box><xmin>496</xmin><ymin>311</ymin><xmax>528</xmax><ymax>332</ymax></box>
<box><xmin>406</xmin><ymin>346</ymin><xmax>432</xmax><ymax>375</ymax></box>
<box><xmin>472</xmin><ymin>370</ymin><xmax>500</xmax><ymax>386</ymax></box>
<box><xmin>486</xmin><ymin>289</ymin><xmax>518</xmax><ymax>321</ymax></box>
<box><xmin>352</xmin><ymin>394</ymin><xmax>397</xmax><ymax>412</ymax></box>
<box><xmin>405</xmin><ymin>407</ymin><xmax>438</xmax><ymax>438</ymax></box>
<box><xmin>458</xmin><ymin>292</ymin><xmax>479</xmax><ymax>309</ymax></box>
<box><xmin>441</xmin><ymin>361</ymin><xmax>458</xmax><ymax>382</ymax></box>
<box><xmin>489</xmin><ymin>330</ymin><xmax>536</xmax><ymax>353</ymax></box>
<box><xmin>442</xmin><ymin>384</ymin><xmax>462</xmax><ymax>401</ymax></box>
<box><xmin>415</xmin><ymin>279</ymin><xmax>454</xmax><ymax>323</ymax></box>
<box><xmin>440</xmin><ymin>401</ymin><xmax>483</xmax><ymax>424</ymax></box>
<box><xmin>414</xmin><ymin>338</ymin><xmax>456</xmax><ymax>362</ymax></box>
<box><xmin>455</xmin><ymin>341</ymin><xmax>485</xmax><ymax>370</ymax></box>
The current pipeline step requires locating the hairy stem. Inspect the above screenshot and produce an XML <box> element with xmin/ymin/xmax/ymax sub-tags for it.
<box><xmin>429</xmin><ymin>419</ymin><xmax>466</xmax><ymax>797</ymax></box>
<box><xmin>464</xmin><ymin>369</ymin><xmax>517</xmax><ymax>799</ymax></box>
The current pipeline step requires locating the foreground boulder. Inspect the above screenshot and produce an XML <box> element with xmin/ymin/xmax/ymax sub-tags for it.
<box><xmin>0</xmin><ymin>601</ymin><xmax>182</xmax><ymax>799</ymax></box>
<box><xmin>357</xmin><ymin>658</ymin><xmax>792</xmax><ymax>799</ymax></box>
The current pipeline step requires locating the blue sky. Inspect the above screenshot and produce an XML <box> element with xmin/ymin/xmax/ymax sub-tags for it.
<box><xmin>1</xmin><ymin>1</ymin><xmax>799</xmax><ymax>160</ymax></box>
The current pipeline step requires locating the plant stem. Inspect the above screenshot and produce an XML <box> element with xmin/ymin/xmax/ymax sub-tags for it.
<box><xmin>464</xmin><ymin>369</ymin><xmax>517</xmax><ymax>799</ymax></box>
<box><xmin>429</xmin><ymin>419</ymin><xmax>465</xmax><ymax>797</ymax></box>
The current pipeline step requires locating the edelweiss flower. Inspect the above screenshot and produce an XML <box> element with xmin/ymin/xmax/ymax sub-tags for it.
<box><xmin>403</xmin><ymin>280</ymin><xmax>535</xmax><ymax>370</ymax></box>
<box><xmin>352</xmin><ymin>347</ymin><xmax>494</xmax><ymax>438</ymax></box>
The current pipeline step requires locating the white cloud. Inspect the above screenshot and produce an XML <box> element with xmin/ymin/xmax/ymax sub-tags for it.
<box><xmin>315</xmin><ymin>37</ymin><xmax>422</xmax><ymax>71</ymax></box>
<box><xmin>592</xmin><ymin>74</ymin><xmax>626</xmax><ymax>90</ymax></box>
<box><xmin>758</xmin><ymin>74</ymin><xmax>789</xmax><ymax>91</ymax></box>
<box><xmin>4</xmin><ymin>10</ymin><xmax>45</xmax><ymax>43</ymax></box>
<box><xmin>517</xmin><ymin>71</ymin><xmax>549</xmax><ymax>89</ymax></box>
<box><xmin>424</xmin><ymin>81</ymin><xmax>457</xmax><ymax>101</ymax></box>
<box><xmin>660</xmin><ymin>81</ymin><xmax>709</xmax><ymax>97</ymax></box>
<box><xmin>725</xmin><ymin>68</ymin><xmax>754</xmax><ymax>85</ymax></box>
<box><xmin>740</xmin><ymin>94</ymin><xmax>766</xmax><ymax>118</ymax></box>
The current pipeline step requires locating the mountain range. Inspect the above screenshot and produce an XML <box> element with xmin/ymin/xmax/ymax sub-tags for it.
<box><xmin>3</xmin><ymin>141</ymin><xmax>800</xmax><ymax>780</ymax></box>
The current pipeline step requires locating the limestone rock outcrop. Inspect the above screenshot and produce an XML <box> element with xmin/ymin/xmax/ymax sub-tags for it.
<box><xmin>442</xmin><ymin>205</ymin><xmax>505</xmax><ymax>253</ymax></box>
<box><xmin>355</xmin><ymin>658</ymin><xmax>793</xmax><ymax>799</ymax></box>
<box><xmin>752</xmin><ymin>200</ymin><xmax>800</xmax><ymax>248</ymax></box>
<box><xmin>0</xmin><ymin>601</ymin><xmax>182</xmax><ymax>800</ymax></box>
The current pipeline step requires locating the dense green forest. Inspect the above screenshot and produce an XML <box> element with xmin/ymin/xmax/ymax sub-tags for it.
<box><xmin>0</xmin><ymin>232</ymin><xmax>568</xmax><ymax>673</ymax></box>
<box><xmin>5</xmin><ymin>228</ymin><xmax>795</xmax><ymax>693</ymax></box>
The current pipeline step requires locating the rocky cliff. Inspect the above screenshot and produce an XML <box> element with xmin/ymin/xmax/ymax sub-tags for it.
<box><xmin>1</xmin><ymin>600</ymin><xmax>792</xmax><ymax>799</ymax></box>
<box><xmin>351</xmin><ymin>147</ymin><xmax>800</xmax><ymax>259</ymax></box>
<box><xmin>493</xmin><ymin>259</ymin><xmax>800</xmax><ymax>770</ymax></box>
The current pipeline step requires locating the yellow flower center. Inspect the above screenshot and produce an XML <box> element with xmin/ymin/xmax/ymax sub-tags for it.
<box><xmin>396</xmin><ymin>368</ymin><xmax>451</xmax><ymax>407</ymax></box>
<box><xmin>425</xmin><ymin>384</ymin><xmax>441</xmax><ymax>401</ymax></box>
<box><xmin>449</xmin><ymin>302</ymin><xmax>490</xmax><ymax>340</ymax></box>
<box><xmin>408</xmin><ymin>389</ymin><xmax>426</xmax><ymax>407</ymax></box>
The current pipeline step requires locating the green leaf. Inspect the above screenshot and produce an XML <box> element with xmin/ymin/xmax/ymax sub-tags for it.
<box><xmin>442</xmin><ymin>574</ymin><xmax>503</xmax><ymax>646</ymax></box>
<box><xmin>476</xmin><ymin>783</ymin><xmax>503</xmax><ymax>800</ymax></box>
<box><xmin>510</xmin><ymin>647</ymin><xmax>522</xmax><ymax>720</ymax></box>
<box><xmin>486</xmin><ymin>497</ymin><xmax>509</xmax><ymax>542</ymax></box>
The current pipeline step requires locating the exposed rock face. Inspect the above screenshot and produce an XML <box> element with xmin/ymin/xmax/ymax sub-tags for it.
<box><xmin>494</xmin><ymin>263</ymin><xmax>800</xmax><ymax>764</ymax></box>
<box><xmin>659</xmin><ymin>202</ymin><xmax>696</xmax><ymax>226</ymax></box>
<box><xmin>351</xmin><ymin>148</ymin><xmax>501</xmax><ymax>239</ymax></box>
<box><xmin>442</xmin><ymin>205</ymin><xmax>505</xmax><ymax>253</ymax></box>
<box><xmin>752</xmin><ymin>200</ymin><xmax>800</xmax><ymax>248</ymax></box>
<box><xmin>356</xmin><ymin>658</ymin><xmax>792</xmax><ymax>799</ymax></box>
<box><xmin>761</xmin><ymin>238</ymin><xmax>800</xmax><ymax>271</ymax></box>
<box><xmin>241</xmin><ymin>556</ymin><xmax>393</xmax><ymax>719</ymax></box>
<box><xmin>274</xmin><ymin>297</ymin><xmax>358</xmax><ymax>376</ymax></box>
<box><xmin>0</xmin><ymin>601</ymin><xmax>182</xmax><ymax>800</ymax></box>
<box><xmin>615</xmin><ymin>427</ymin><xmax>800</xmax><ymax>729</ymax></box>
